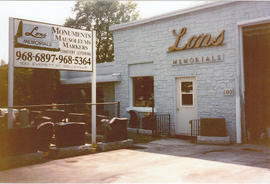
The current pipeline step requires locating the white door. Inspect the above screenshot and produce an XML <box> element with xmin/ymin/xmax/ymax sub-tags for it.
<box><xmin>175</xmin><ymin>77</ymin><xmax>197</xmax><ymax>135</ymax></box>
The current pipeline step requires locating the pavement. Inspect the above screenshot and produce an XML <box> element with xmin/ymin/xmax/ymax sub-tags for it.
<box><xmin>0</xmin><ymin>138</ymin><xmax>269</xmax><ymax>183</ymax></box>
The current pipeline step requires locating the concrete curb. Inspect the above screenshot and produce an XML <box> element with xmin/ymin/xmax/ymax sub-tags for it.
<box><xmin>97</xmin><ymin>139</ymin><xmax>134</xmax><ymax>151</ymax></box>
<box><xmin>49</xmin><ymin>144</ymin><xmax>95</xmax><ymax>159</ymax></box>
<box><xmin>197</xmin><ymin>136</ymin><xmax>231</xmax><ymax>145</ymax></box>
<box><xmin>128</xmin><ymin>128</ymin><xmax>153</xmax><ymax>135</ymax></box>
<box><xmin>0</xmin><ymin>139</ymin><xmax>134</xmax><ymax>170</ymax></box>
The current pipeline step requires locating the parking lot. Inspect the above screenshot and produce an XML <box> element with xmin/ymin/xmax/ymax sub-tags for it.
<box><xmin>0</xmin><ymin>138</ymin><xmax>269</xmax><ymax>183</ymax></box>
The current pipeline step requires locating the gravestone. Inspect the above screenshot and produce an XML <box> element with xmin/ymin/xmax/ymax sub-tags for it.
<box><xmin>104</xmin><ymin>117</ymin><xmax>128</xmax><ymax>143</ymax></box>
<box><xmin>37</xmin><ymin>122</ymin><xmax>54</xmax><ymax>151</ymax></box>
<box><xmin>200</xmin><ymin>118</ymin><xmax>227</xmax><ymax>137</ymax></box>
<box><xmin>55</xmin><ymin>122</ymin><xmax>85</xmax><ymax>148</ymax></box>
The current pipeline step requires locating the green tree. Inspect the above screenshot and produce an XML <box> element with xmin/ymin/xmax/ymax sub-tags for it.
<box><xmin>65</xmin><ymin>0</ymin><xmax>139</xmax><ymax>63</ymax></box>
<box><xmin>0</xmin><ymin>64</ymin><xmax>33</xmax><ymax>106</ymax></box>
<box><xmin>0</xmin><ymin>63</ymin><xmax>59</xmax><ymax>107</ymax></box>
<box><xmin>0</xmin><ymin>59</ymin><xmax>6</xmax><ymax>65</ymax></box>
<box><xmin>0</xmin><ymin>64</ymin><xmax>8</xmax><ymax>106</ymax></box>
<box><xmin>14</xmin><ymin>68</ymin><xmax>33</xmax><ymax>105</ymax></box>
<box><xmin>30</xmin><ymin>69</ymin><xmax>59</xmax><ymax>105</ymax></box>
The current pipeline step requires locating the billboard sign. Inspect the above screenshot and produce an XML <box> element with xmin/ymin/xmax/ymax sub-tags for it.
<box><xmin>12</xmin><ymin>18</ymin><xmax>93</xmax><ymax>71</ymax></box>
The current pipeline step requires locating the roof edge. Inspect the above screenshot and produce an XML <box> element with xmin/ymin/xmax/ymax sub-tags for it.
<box><xmin>110</xmin><ymin>1</ymin><xmax>235</xmax><ymax>31</ymax></box>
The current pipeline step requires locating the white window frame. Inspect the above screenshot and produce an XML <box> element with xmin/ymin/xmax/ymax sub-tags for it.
<box><xmin>180</xmin><ymin>78</ymin><xmax>195</xmax><ymax>108</ymax></box>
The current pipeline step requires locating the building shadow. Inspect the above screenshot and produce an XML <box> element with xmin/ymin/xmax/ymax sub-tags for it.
<box><xmin>128</xmin><ymin>138</ymin><xmax>270</xmax><ymax>170</ymax></box>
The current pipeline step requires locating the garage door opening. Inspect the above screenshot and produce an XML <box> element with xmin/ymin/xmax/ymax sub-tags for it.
<box><xmin>243</xmin><ymin>23</ymin><xmax>270</xmax><ymax>144</ymax></box>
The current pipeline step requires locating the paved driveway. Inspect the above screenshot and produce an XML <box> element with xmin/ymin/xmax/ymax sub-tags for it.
<box><xmin>0</xmin><ymin>138</ymin><xmax>269</xmax><ymax>183</ymax></box>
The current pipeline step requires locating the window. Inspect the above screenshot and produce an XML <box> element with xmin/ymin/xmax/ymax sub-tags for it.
<box><xmin>133</xmin><ymin>76</ymin><xmax>154</xmax><ymax>107</ymax></box>
<box><xmin>181</xmin><ymin>81</ymin><xmax>193</xmax><ymax>106</ymax></box>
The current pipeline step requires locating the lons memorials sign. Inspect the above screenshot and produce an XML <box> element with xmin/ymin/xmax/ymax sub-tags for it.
<box><xmin>12</xmin><ymin>18</ymin><xmax>93</xmax><ymax>71</ymax></box>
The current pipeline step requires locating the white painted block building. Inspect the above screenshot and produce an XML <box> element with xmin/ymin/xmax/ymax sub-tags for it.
<box><xmin>61</xmin><ymin>1</ymin><xmax>270</xmax><ymax>143</ymax></box>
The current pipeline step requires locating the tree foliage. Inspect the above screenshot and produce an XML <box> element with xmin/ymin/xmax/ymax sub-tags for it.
<box><xmin>0</xmin><ymin>63</ymin><xmax>59</xmax><ymax>107</ymax></box>
<box><xmin>65</xmin><ymin>0</ymin><xmax>139</xmax><ymax>63</ymax></box>
<box><xmin>1</xmin><ymin>59</ymin><xmax>5</xmax><ymax>65</ymax></box>
<box><xmin>0</xmin><ymin>64</ymin><xmax>8</xmax><ymax>106</ymax></box>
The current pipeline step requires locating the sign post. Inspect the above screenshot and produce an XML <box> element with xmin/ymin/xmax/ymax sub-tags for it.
<box><xmin>8</xmin><ymin>17</ymin><xmax>14</xmax><ymax>128</ymax></box>
<box><xmin>91</xmin><ymin>31</ymin><xmax>96</xmax><ymax>147</ymax></box>
<box><xmin>8</xmin><ymin>17</ymin><xmax>96</xmax><ymax>145</ymax></box>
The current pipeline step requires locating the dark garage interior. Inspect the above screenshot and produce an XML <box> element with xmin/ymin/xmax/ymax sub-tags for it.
<box><xmin>243</xmin><ymin>23</ymin><xmax>270</xmax><ymax>144</ymax></box>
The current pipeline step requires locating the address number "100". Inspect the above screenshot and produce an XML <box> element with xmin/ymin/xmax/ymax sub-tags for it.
<box><xmin>224</xmin><ymin>89</ymin><xmax>233</xmax><ymax>96</ymax></box>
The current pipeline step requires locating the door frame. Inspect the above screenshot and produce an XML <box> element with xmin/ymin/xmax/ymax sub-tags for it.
<box><xmin>236</xmin><ymin>16</ymin><xmax>270</xmax><ymax>144</ymax></box>
<box><xmin>174</xmin><ymin>76</ymin><xmax>197</xmax><ymax>135</ymax></box>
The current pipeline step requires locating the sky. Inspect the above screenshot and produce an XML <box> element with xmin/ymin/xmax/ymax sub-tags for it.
<box><xmin>0</xmin><ymin>1</ymin><xmax>206</xmax><ymax>63</ymax></box>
